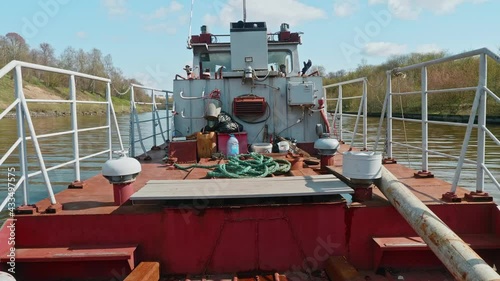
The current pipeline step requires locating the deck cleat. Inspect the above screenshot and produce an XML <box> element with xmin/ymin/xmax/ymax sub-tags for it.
<box><xmin>45</xmin><ymin>203</ymin><xmax>63</xmax><ymax>214</ymax></box>
<box><xmin>441</xmin><ymin>192</ymin><xmax>462</xmax><ymax>202</ymax></box>
<box><xmin>14</xmin><ymin>204</ymin><xmax>39</xmax><ymax>215</ymax></box>
<box><xmin>68</xmin><ymin>180</ymin><xmax>87</xmax><ymax>189</ymax></box>
<box><xmin>464</xmin><ymin>191</ymin><xmax>493</xmax><ymax>202</ymax></box>
<box><xmin>414</xmin><ymin>170</ymin><xmax>434</xmax><ymax>178</ymax></box>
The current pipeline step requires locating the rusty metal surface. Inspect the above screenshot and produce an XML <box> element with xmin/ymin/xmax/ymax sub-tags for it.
<box><xmin>326</xmin><ymin>145</ymin><xmax>480</xmax><ymax>206</ymax></box>
<box><xmin>6</xmin><ymin>143</ymin><xmax>500</xmax><ymax>280</ymax></box>
<box><xmin>378</xmin><ymin>166</ymin><xmax>500</xmax><ymax>281</ymax></box>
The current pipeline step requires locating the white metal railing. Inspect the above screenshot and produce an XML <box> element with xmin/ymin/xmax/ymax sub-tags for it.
<box><xmin>374</xmin><ymin>48</ymin><xmax>500</xmax><ymax>193</ymax></box>
<box><xmin>0</xmin><ymin>60</ymin><xmax>124</xmax><ymax>211</ymax></box>
<box><xmin>323</xmin><ymin>77</ymin><xmax>368</xmax><ymax>150</ymax></box>
<box><xmin>129</xmin><ymin>84</ymin><xmax>173</xmax><ymax>158</ymax></box>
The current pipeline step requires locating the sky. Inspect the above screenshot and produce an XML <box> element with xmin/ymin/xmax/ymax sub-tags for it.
<box><xmin>1</xmin><ymin>0</ymin><xmax>499</xmax><ymax>89</ymax></box>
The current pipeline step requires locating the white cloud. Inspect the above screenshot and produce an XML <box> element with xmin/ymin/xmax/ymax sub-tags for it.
<box><xmin>144</xmin><ymin>23</ymin><xmax>177</xmax><ymax>35</ymax></box>
<box><xmin>169</xmin><ymin>1</ymin><xmax>183</xmax><ymax>12</ymax></box>
<box><xmin>76</xmin><ymin>31</ymin><xmax>88</xmax><ymax>39</ymax></box>
<box><xmin>370</xmin><ymin>0</ymin><xmax>489</xmax><ymax>19</ymax></box>
<box><xmin>416</xmin><ymin>43</ymin><xmax>442</xmax><ymax>53</ymax></box>
<box><xmin>102</xmin><ymin>0</ymin><xmax>127</xmax><ymax>16</ymax></box>
<box><xmin>362</xmin><ymin>42</ymin><xmax>407</xmax><ymax>56</ymax></box>
<box><xmin>203</xmin><ymin>0</ymin><xmax>326</xmax><ymax>29</ymax></box>
<box><xmin>334</xmin><ymin>0</ymin><xmax>360</xmax><ymax>17</ymax></box>
<box><xmin>142</xmin><ymin>1</ymin><xmax>184</xmax><ymax>20</ymax></box>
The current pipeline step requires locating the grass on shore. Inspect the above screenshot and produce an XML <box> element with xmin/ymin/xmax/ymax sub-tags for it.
<box><xmin>0</xmin><ymin>76</ymin><xmax>151</xmax><ymax>115</ymax></box>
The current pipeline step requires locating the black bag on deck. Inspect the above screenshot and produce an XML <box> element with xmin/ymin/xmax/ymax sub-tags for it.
<box><xmin>203</xmin><ymin>111</ymin><xmax>243</xmax><ymax>133</ymax></box>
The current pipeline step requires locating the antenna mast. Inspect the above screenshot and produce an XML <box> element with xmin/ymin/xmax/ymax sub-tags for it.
<box><xmin>187</xmin><ymin>0</ymin><xmax>194</xmax><ymax>49</ymax></box>
<box><xmin>243</xmin><ymin>0</ymin><xmax>247</xmax><ymax>22</ymax></box>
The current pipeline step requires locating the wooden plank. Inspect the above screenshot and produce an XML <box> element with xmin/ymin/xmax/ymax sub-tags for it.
<box><xmin>131</xmin><ymin>175</ymin><xmax>353</xmax><ymax>200</ymax></box>
<box><xmin>0</xmin><ymin>245</ymin><xmax>137</xmax><ymax>263</ymax></box>
<box><xmin>373</xmin><ymin>234</ymin><xmax>500</xmax><ymax>251</ymax></box>
<box><xmin>124</xmin><ymin>261</ymin><xmax>160</xmax><ymax>281</ymax></box>
<box><xmin>324</xmin><ymin>256</ymin><xmax>360</xmax><ymax>281</ymax></box>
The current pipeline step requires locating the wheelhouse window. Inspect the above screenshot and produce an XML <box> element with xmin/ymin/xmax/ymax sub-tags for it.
<box><xmin>199</xmin><ymin>52</ymin><xmax>231</xmax><ymax>72</ymax></box>
<box><xmin>268</xmin><ymin>51</ymin><xmax>292</xmax><ymax>74</ymax></box>
<box><xmin>198</xmin><ymin>50</ymin><xmax>293</xmax><ymax>73</ymax></box>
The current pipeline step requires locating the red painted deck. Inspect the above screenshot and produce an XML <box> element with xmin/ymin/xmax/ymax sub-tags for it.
<box><xmin>1</xmin><ymin>144</ymin><xmax>499</xmax><ymax>281</ymax></box>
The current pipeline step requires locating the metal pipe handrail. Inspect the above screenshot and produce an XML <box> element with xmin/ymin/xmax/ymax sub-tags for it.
<box><xmin>24</xmin><ymin>126</ymin><xmax>110</xmax><ymax>141</ymax></box>
<box><xmin>394</xmin><ymin>47</ymin><xmax>500</xmax><ymax>72</ymax></box>
<box><xmin>25</xmin><ymin>99</ymin><xmax>109</xmax><ymax>105</ymax></box>
<box><xmin>323</xmin><ymin>77</ymin><xmax>367</xmax><ymax>88</ymax></box>
<box><xmin>0</xmin><ymin>60</ymin><xmax>111</xmax><ymax>82</ymax></box>
<box><xmin>484</xmin><ymin>126</ymin><xmax>500</xmax><ymax>146</ymax></box>
<box><xmin>129</xmin><ymin>84</ymin><xmax>172</xmax><ymax>157</ymax></box>
<box><xmin>391</xmin><ymin>141</ymin><xmax>478</xmax><ymax>165</ymax></box>
<box><xmin>0</xmin><ymin>61</ymin><xmax>123</xmax><ymax>211</ymax></box>
<box><xmin>0</xmin><ymin>138</ymin><xmax>22</xmax><ymax>167</ymax></box>
<box><xmin>0</xmin><ymin>99</ymin><xmax>19</xmax><ymax>119</ymax></box>
<box><xmin>326</xmin><ymin>95</ymin><xmax>363</xmax><ymax>101</ymax></box>
<box><xmin>27</xmin><ymin>150</ymin><xmax>110</xmax><ymax>178</ymax></box>
<box><xmin>0</xmin><ymin>176</ymin><xmax>25</xmax><ymax>211</ymax></box>
<box><xmin>482</xmin><ymin>163</ymin><xmax>500</xmax><ymax>191</ymax></box>
<box><xmin>323</xmin><ymin>77</ymin><xmax>368</xmax><ymax>149</ymax></box>
<box><xmin>134</xmin><ymin>102</ymin><xmax>164</xmax><ymax>106</ymax></box>
<box><xmin>391</xmin><ymin>87</ymin><xmax>477</xmax><ymax>96</ymax></box>
<box><xmin>130</xmin><ymin>83</ymin><xmax>170</xmax><ymax>93</ymax></box>
<box><xmin>179</xmin><ymin>90</ymin><xmax>205</xmax><ymax>100</ymax></box>
<box><xmin>382</xmin><ymin>49</ymin><xmax>499</xmax><ymax>194</ymax></box>
<box><xmin>485</xmin><ymin>86</ymin><xmax>500</xmax><ymax>103</ymax></box>
<box><xmin>340</xmin><ymin>113</ymin><xmax>367</xmax><ymax>118</ymax></box>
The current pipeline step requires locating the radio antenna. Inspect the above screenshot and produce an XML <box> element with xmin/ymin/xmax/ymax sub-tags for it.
<box><xmin>243</xmin><ymin>0</ymin><xmax>247</xmax><ymax>22</ymax></box>
<box><xmin>187</xmin><ymin>0</ymin><xmax>194</xmax><ymax>49</ymax></box>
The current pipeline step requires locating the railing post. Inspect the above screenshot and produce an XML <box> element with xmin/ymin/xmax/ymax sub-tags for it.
<box><xmin>338</xmin><ymin>85</ymin><xmax>343</xmax><ymax>142</ymax></box>
<box><xmin>69</xmin><ymin>75</ymin><xmax>80</xmax><ymax>181</ymax></box>
<box><xmin>386</xmin><ymin>71</ymin><xmax>393</xmax><ymax>159</ymax></box>
<box><xmin>16</xmin><ymin>67</ymin><xmax>57</xmax><ymax>205</ymax></box>
<box><xmin>130</xmin><ymin>86</ymin><xmax>136</xmax><ymax>157</ymax></box>
<box><xmin>362</xmin><ymin>79</ymin><xmax>368</xmax><ymax>150</ymax></box>
<box><xmin>106</xmin><ymin>82</ymin><xmax>113</xmax><ymax>159</ymax></box>
<box><xmin>166</xmin><ymin>92</ymin><xmax>171</xmax><ymax>141</ymax></box>
<box><xmin>152</xmin><ymin>90</ymin><xmax>157</xmax><ymax>148</ymax></box>
<box><xmin>421</xmin><ymin>67</ymin><xmax>429</xmax><ymax>173</ymax></box>
<box><xmin>323</xmin><ymin>87</ymin><xmax>329</xmax><ymax>132</ymax></box>
<box><xmin>14</xmin><ymin>66</ymin><xmax>29</xmax><ymax>205</ymax></box>
<box><xmin>476</xmin><ymin>54</ymin><xmax>487</xmax><ymax>192</ymax></box>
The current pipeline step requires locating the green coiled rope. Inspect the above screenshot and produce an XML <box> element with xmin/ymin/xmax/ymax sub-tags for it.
<box><xmin>174</xmin><ymin>152</ymin><xmax>291</xmax><ymax>178</ymax></box>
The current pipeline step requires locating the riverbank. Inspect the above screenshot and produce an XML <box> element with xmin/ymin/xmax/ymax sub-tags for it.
<box><xmin>340</xmin><ymin>112</ymin><xmax>500</xmax><ymax>125</ymax></box>
<box><xmin>0</xmin><ymin>76</ymin><xmax>158</xmax><ymax>118</ymax></box>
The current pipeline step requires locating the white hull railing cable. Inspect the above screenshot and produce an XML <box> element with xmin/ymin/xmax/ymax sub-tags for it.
<box><xmin>0</xmin><ymin>60</ymin><xmax>124</xmax><ymax>212</ymax></box>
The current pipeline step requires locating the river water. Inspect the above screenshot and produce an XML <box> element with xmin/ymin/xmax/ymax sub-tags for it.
<box><xmin>0</xmin><ymin>112</ymin><xmax>499</xmax><ymax>206</ymax></box>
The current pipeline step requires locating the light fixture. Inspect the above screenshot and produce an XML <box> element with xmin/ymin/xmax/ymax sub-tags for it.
<box><xmin>205</xmin><ymin>102</ymin><xmax>221</xmax><ymax>120</ymax></box>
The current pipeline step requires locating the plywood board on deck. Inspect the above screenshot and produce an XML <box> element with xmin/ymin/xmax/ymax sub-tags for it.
<box><xmin>130</xmin><ymin>175</ymin><xmax>353</xmax><ymax>200</ymax></box>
